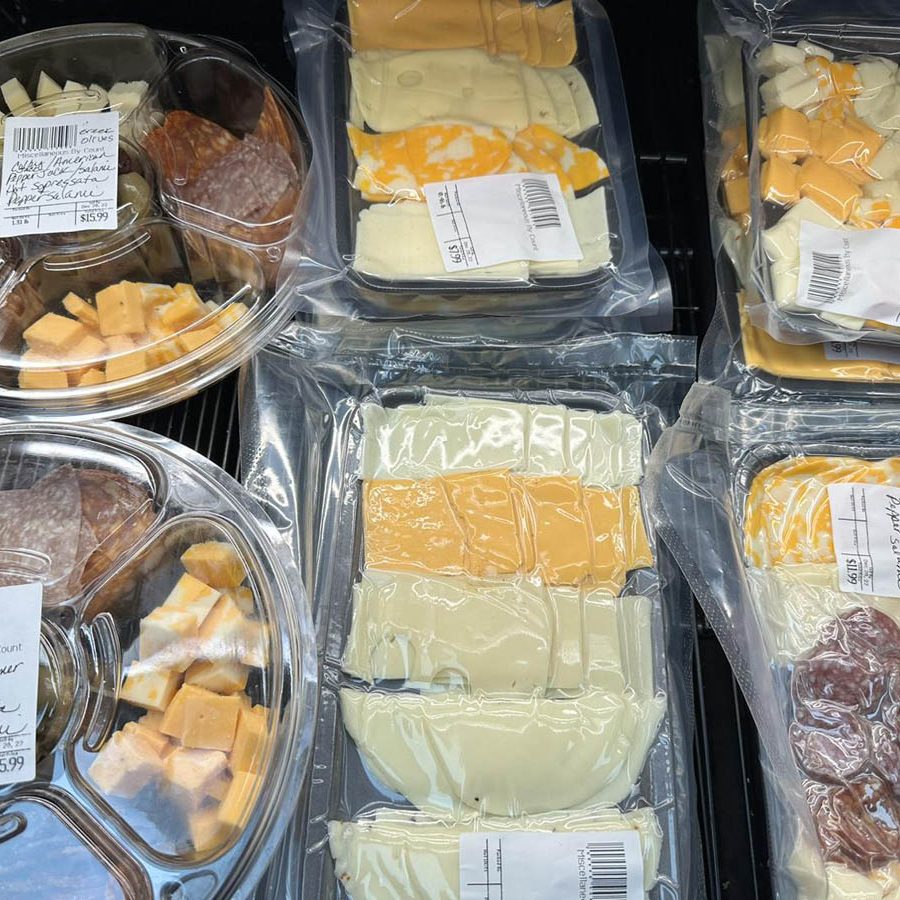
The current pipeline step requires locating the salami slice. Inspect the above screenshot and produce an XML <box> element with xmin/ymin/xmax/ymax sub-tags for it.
<box><xmin>143</xmin><ymin>110</ymin><xmax>240</xmax><ymax>183</ymax></box>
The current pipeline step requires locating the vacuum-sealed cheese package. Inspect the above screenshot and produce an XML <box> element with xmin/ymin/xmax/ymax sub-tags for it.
<box><xmin>0</xmin><ymin>24</ymin><xmax>309</xmax><ymax>419</ymax></box>
<box><xmin>0</xmin><ymin>420</ymin><xmax>316</xmax><ymax>898</ymax></box>
<box><xmin>240</xmin><ymin>318</ymin><xmax>702</xmax><ymax>899</ymax></box>
<box><xmin>284</xmin><ymin>0</ymin><xmax>665</xmax><ymax>320</ymax></box>
<box><xmin>648</xmin><ymin>382</ymin><xmax>900</xmax><ymax>900</ymax></box>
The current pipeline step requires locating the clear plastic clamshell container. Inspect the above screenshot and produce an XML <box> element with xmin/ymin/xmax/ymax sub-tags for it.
<box><xmin>0</xmin><ymin>422</ymin><xmax>316</xmax><ymax>899</ymax></box>
<box><xmin>0</xmin><ymin>23</ymin><xmax>308</xmax><ymax>419</ymax></box>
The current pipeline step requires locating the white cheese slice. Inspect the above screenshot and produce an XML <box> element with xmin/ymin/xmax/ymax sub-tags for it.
<box><xmin>538</xmin><ymin>69</ymin><xmax>581</xmax><ymax>137</ymax></box>
<box><xmin>328</xmin><ymin>806</ymin><xmax>663</xmax><ymax>899</ymax></box>
<box><xmin>530</xmin><ymin>188</ymin><xmax>612</xmax><ymax>275</ymax></box>
<box><xmin>560</xmin><ymin>66</ymin><xmax>599</xmax><ymax>131</ymax></box>
<box><xmin>342</xmin><ymin>570</ymin><xmax>554</xmax><ymax>692</ymax></box>
<box><xmin>339</xmin><ymin>686</ymin><xmax>665</xmax><ymax>814</ymax></box>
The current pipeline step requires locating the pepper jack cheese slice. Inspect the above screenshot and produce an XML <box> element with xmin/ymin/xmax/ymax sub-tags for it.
<box><xmin>744</xmin><ymin>454</ymin><xmax>900</xmax><ymax>567</ymax></box>
<box><xmin>349</xmin><ymin>49</ymin><xmax>594</xmax><ymax>136</ymax></box>
<box><xmin>347</xmin><ymin>0</ymin><xmax>576</xmax><ymax>68</ymax></box>
<box><xmin>328</xmin><ymin>806</ymin><xmax>662</xmax><ymax>900</ymax></box>
<box><xmin>340</xmin><ymin>687</ymin><xmax>665</xmax><ymax>814</ymax></box>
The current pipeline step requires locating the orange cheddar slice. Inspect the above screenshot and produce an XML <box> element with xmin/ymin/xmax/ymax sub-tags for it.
<box><xmin>585</xmin><ymin>485</ymin><xmax>652</xmax><ymax>594</ymax></box>
<box><xmin>533</xmin><ymin>0</ymin><xmax>576</xmax><ymax>68</ymax></box>
<box><xmin>512</xmin><ymin>124</ymin><xmax>609</xmax><ymax>192</ymax></box>
<box><xmin>744</xmin><ymin>456</ymin><xmax>900</xmax><ymax>567</ymax></box>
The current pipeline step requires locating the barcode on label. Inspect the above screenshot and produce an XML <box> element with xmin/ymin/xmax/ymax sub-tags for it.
<box><xmin>521</xmin><ymin>177</ymin><xmax>562</xmax><ymax>228</ymax></box>
<box><xmin>806</xmin><ymin>250</ymin><xmax>846</xmax><ymax>304</ymax></box>
<box><xmin>587</xmin><ymin>841</ymin><xmax>629</xmax><ymax>899</ymax></box>
<box><xmin>12</xmin><ymin>122</ymin><xmax>78</xmax><ymax>153</ymax></box>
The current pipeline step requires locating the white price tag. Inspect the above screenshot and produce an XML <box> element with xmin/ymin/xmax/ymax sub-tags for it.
<box><xmin>823</xmin><ymin>340</ymin><xmax>900</xmax><ymax>365</ymax></box>
<box><xmin>796</xmin><ymin>222</ymin><xmax>900</xmax><ymax>328</ymax></box>
<box><xmin>459</xmin><ymin>830</ymin><xmax>643</xmax><ymax>900</ymax></box>
<box><xmin>828</xmin><ymin>483</ymin><xmax>900</xmax><ymax>597</ymax></box>
<box><xmin>0</xmin><ymin>111</ymin><xmax>120</xmax><ymax>237</ymax></box>
<box><xmin>423</xmin><ymin>173</ymin><xmax>583</xmax><ymax>272</ymax></box>
<box><xmin>0</xmin><ymin>582</ymin><xmax>41</xmax><ymax>785</ymax></box>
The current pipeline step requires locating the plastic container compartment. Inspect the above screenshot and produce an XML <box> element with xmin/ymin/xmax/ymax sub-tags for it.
<box><xmin>239</xmin><ymin>323</ymin><xmax>701</xmax><ymax>900</ymax></box>
<box><xmin>0</xmin><ymin>24</ymin><xmax>308</xmax><ymax>419</ymax></box>
<box><xmin>743</xmin><ymin>26</ymin><xmax>900</xmax><ymax>346</ymax></box>
<box><xmin>0</xmin><ymin>421</ymin><xmax>316</xmax><ymax>899</ymax></box>
<box><xmin>286</xmin><ymin>0</ymin><xmax>659</xmax><ymax>318</ymax></box>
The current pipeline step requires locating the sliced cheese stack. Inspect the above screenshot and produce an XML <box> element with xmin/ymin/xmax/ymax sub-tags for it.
<box><xmin>88</xmin><ymin>540</ymin><xmax>269</xmax><ymax>856</ymax></box>
<box><xmin>331</xmin><ymin>397</ymin><xmax>664</xmax><ymax>897</ymax></box>
<box><xmin>348</xmin><ymin>0</ymin><xmax>578</xmax><ymax>67</ymax></box>
<box><xmin>329</xmin><ymin>807</ymin><xmax>661</xmax><ymax>900</ymax></box>
<box><xmin>18</xmin><ymin>280</ymin><xmax>249</xmax><ymax>390</ymax></box>
<box><xmin>751</xmin><ymin>41</ymin><xmax>900</xmax><ymax>326</ymax></box>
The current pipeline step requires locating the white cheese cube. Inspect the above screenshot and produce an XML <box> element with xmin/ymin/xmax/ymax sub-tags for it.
<box><xmin>107</xmin><ymin>80</ymin><xmax>148</xmax><ymax>118</ymax></box>
<box><xmin>797</xmin><ymin>40</ymin><xmax>834</xmax><ymax>61</ymax></box>
<box><xmin>164</xmin><ymin>746</ymin><xmax>228</xmax><ymax>810</ymax></box>
<box><xmin>761</xmin><ymin>65</ymin><xmax>821</xmax><ymax>112</ymax></box>
<box><xmin>185</xmin><ymin>657</ymin><xmax>249</xmax><ymax>693</ymax></box>
<box><xmin>1</xmin><ymin>77</ymin><xmax>32</xmax><ymax>115</ymax></box>
<box><xmin>770</xmin><ymin>258</ymin><xmax>800</xmax><ymax>310</ymax></box>
<box><xmin>139</xmin><ymin>605</ymin><xmax>198</xmax><ymax>660</ymax></box>
<box><xmin>35</xmin><ymin>72</ymin><xmax>63</xmax><ymax>116</ymax></box>
<box><xmin>864</xmin><ymin>178</ymin><xmax>900</xmax><ymax>200</ymax></box>
<box><xmin>162</xmin><ymin>573</ymin><xmax>221</xmax><ymax>627</ymax></box>
<box><xmin>82</xmin><ymin>83</ymin><xmax>109</xmax><ymax>113</ymax></box>
<box><xmin>757</xmin><ymin>43</ymin><xmax>806</xmax><ymax>77</ymax></box>
<box><xmin>868</xmin><ymin>133</ymin><xmax>900</xmax><ymax>179</ymax></box>
<box><xmin>57</xmin><ymin>80</ymin><xmax>86</xmax><ymax>115</ymax></box>
<box><xmin>856</xmin><ymin>59</ymin><xmax>898</xmax><ymax>98</ymax></box>
<box><xmin>88</xmin><ymin>730</ymin><xmax>164</xmax><ymax>798</ymax></box>
<box><xmin>119</xmin><ymin>663</ymin><xmax>182</xmax><ymax>712</ymax></box>
<box><xmin>860</xmin><ymin>84</ymin><xmax>900</xmax><ymax>132</ymax></box>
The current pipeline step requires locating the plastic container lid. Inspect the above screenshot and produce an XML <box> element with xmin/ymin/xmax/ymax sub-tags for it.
<box><xmin>0</xmin><ymin>24</ymin><xmax>308</xmax><ymax>419</ymax></box>
<box><xmin>0</xmin><ymin>421</ymin><xmax>317</xmax><ymax>898</ymax></box>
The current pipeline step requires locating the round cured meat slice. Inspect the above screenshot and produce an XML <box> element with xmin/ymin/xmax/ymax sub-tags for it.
<box><xmin>790</xmin><ymin>701</ymin><xmax>870</xmax><ymax>782</ymax></box>
<box><xmin>143</xmin><ymin>110</ymin><xmax>240</xmax><ymax>184</ymax></box>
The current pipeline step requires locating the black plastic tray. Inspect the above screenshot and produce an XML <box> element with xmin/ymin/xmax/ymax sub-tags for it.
<box><xmin>0</xmin><ymin>2</ymin><xmax>770</xmax><ymax>899</ymax></box>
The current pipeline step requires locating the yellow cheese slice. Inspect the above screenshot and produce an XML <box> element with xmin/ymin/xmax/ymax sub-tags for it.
<box><xmin>535</xmin><ymin>0</ymin><xmax>577</xmax><ymax>68</ymax></box>
<box><xmin>513</xmin><ymin>124</ymin><xmax>609</xmax><ymax>191</ymax></box>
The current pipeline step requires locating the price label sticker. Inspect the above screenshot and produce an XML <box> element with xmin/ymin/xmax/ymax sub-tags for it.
<box><xmin>0</xmin><ymin>581</ymin><xmax>41</xmax><ymax>785</ymax></box>
<box><xmin>0</xmin><ymin>111</ymin><xmax>120</xmax><ymax>237</ymax></box>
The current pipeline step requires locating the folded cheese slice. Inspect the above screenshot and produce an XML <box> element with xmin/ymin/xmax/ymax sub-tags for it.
<box><xmin>750</xmin><ymin>563</ymin><xmax>900</xmax><ymax>661</ymax></box>
<box><xmin>348</xmin><ymin>122</ymin><xmax>608</xmax><ymax>202</ymax></box>
<box><xmin>362</xmin><ymin>470</ymin><xmax>652</xmax><ymax>591</ymax></box>
<box><xmin>343</xmin><ymin>570</ymin><xmax>654</xmax><ymax>694</ymax></box>
<box><xmin>353</xmin><ymin>188</ymin><xmax>610</xmax><ymax>280</ymax></box>
<box><xmin>347</xmin><ymin>0</ymin><xmax>577</xmax><ymax>69</ymax></box>
<box><xmin>743</xmin><ymin>455</ymin><xmax>900</xmax><ymax>567</ymax></box>
<box><xmin>349</xmin><ymin>49</ymin><xmax>594</xmax><ymax>135</ymax></box>
<box><xmin>360</xmin><ymin>398</ymin><xmax>643</xmax><ymax>488</ymax></box>
<box><xmin>340</xmin><ymin>686</ymin><xmax>665</xmax><ymax>814</ymax></box>
<box><xmin>328</xmin><ymin>805</ymin><xmax>662</xmax><ymax>900</ymax></box>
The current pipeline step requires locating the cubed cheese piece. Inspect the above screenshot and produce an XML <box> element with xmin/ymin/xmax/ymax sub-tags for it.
<box><xmin>218</xmin><ymin>771</ymin><xmax>261</xmax><ymax>830</ymax></box>
<box><xmin>35</xmin><ymin>71</ymin><xmax>63</xmax><ymax>116</ymax></box>
<box><xmin>181</xmin><ymin>542</ymin><xmax>247</xmax><ymax>590</ymax></box>
<box><xmin>213</xmin><ymin>302</ymin><xmax>250</xmax><ymax>331</ymax></box>
<box><xmin>146</xmin><ymin>339</ymin><xmax>182</xmax><ymax>369</ymax></box>
<box><xmin>853</xmin><ymin>196</ymin><xmax>892</xmax><ymax>225</ymax></box>
<box><xmin>856</xmin><ymin>59</ymin><xmax>897</xmax><ymax>99</ymax></box>
<box><xmin>230</xmin><ymin>705</ymin><xmax>268</xmax><ymax>774</ymax></box>
<box><xmin>237</xmin><ymin>620</ymin><xmax>267</xmax><ymax>669</ymax></box>
<box><xmin>58</xmin><ymin>80</ymin><xmax>86</xmax><ymax>115</ymax></box>
<box><xmin>139</xmin><ymin>710</ymin><xmax>165</xmax><ymax>730</ymax></box>
<box><xmin>107</xmin><ymin>81</ymin><xmax>148</xmax><ymax>117</ymax></box>
<box><xmin>757</xmin><ymin>106</ymin><xmax>811</xmax><ymax>161</ymax></box>
<box><xmin>62</xmin><ymin>292</ymin><xmax>100</xmax><ymax>328</ymax></box>
<box><xmin>18</xmin><ymin>359</ymin><xmax>68</xmax><ymax>390</ymax></box>
<box><xmin>815</xmin><ymin>118</ymin><xmax>883</xmax><ymax>170</ymax></box>
<box><xmin>762</xmin><ymin>196</ymin><xmax>842</xmax><ymax>263</ymax></box>
<box><xmin>159</xmin><ymin>291</ymin><xmax>206</xmax><ymax>333</ymax></box>
<box><xmin>119</xmin><ymin>663</ymin><xmax>181</xmax><ymax>712</ymax></box>
<box><xmin>797</xmin><ymin>40</ymin><xmax>833</xmax><ymax>61</ymax></box>
<box><xmin>803</xmin><ymin>56</ymin><xmax>836</xmax><ymax>102</ymax></box>
<box><xmin>141</xmin><ymin>283</ymin><xmax>177</xmax><ymax>309</ymax></box>
<box><xmin>723</xmin><ymin>175</ymin><xmax>750</xmax><ymax>216</ymax></box>
<box><xmin>139</xmin><ymin>604</ymin><xmax>198</xmax><ymax>660</ymax></box>
<box><xmin>96</xmin><ymin>281</ymin><xmax>146</xmax><ymax>336</ymax></box>
<box><xmin>864</xmin><ymin>178</ymin><xmax>900</xmax><ymax>200</ymax></box>
<box><xmin>223</xmin><ymin>586</ymin><xmax>255</xmax><ymax>617</ymax></box>
<box><xmin>164</xmin><ymin>746</ymin><xmax>228</xmax><ymax>807</ymax></box>
<box><xmin>163</xmin><ymin>573</ymin><xmax>222</xmax><ymax>624</ymax></box>
<box><xmin>81</xmin><ymin>83</ymin><xmax>109</xmax><ymax>113</ymax></box>
<box><xmin>88</xmin><ymin>730</ymin><xmax>164</xmax><ymax>798</ymax></box>
<box><xmin>77</xmin><ymin>367</ymin><xmax>105</xmax><ymax>387</ymax></box>
<box><xmin>828</xmin><ymin>61</ymin><xmax>862</xmax><ymax>97</ymax></box>
<box><xmin>185</xmin><ymin>658</ymin><xmax>249</xmax><ymax>694</ymax></box>
<box><xmin>175</xmin><ymin>323</ymin><xmax>221</xmax><ymax>354</ymax></box>
<box><xmin>798</xmin><ymin>157</ymin><xmax>861</xmax><ymax>220</ymax></box>
<box><xmin>860</xmin><ymin>84</ymin><xmax>900</xmax><ymax>133</ymax></box>
<box><xmin>869</xmin><ymin>133</ymin><xmax>900</xmax><ymax>180</ymax></box>
<box><xmin>188</xmin><ymin>808</ymin><xmax>234</xmax><ymax>854</ymax></box>
<box><xmin>761</xmin><ymin>158</ymin><xmax>800</xmax><ymax>204</ymax></box>
<box><xmin>1</xmin><ymin>77</ymin><xmax>31</xmax><ymax>114</ymax></box>
<box><xmin>67</xmin><ymin>332</ymin><xmax>107</xmax><ymax>363</ymax></box>
<box><xmin>122</xmin><ymin>720</ymin><xmax>170</xmax><ymax>756</ymax></box>
<box><xmin>23</xmin><ymin>313</ymin><xmax>88</xmax><ymax>354</ymax></box>
<box><xmin>198</xmin><ymin>594</ymin><xmax>249</xmax><ymax>661</ymax></box>
<box><xmin>771</xmin><ymin>258</ymin><xmax>800</xmax><ymax>310</ymax></box>
<box><xmin>179</xmin><ymin>690</ymin><xmax>242</xmax><ymax>752</ymax></box>
<box><xmin>757</xmin><ymin>43</ymin><xmax>806</xmax><ymax>77</ymax></box>
<box><xmin>160</xmin><ymin>684</ymin><xmax>210</xmax><ymax>739</ymax></box>
<box><xmin>761</xmin><ymin>65</ymin><xmax>821</xmax><ymax>112</ymax></box>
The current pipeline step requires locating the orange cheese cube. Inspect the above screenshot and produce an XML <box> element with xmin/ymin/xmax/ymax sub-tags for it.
<box><xmin>179</xmin><ymin>690</ymin><xmax>242</xmax><ymax>752</ymax></box>
<box><xmin>62</xmin><ymin>292</ymin><xmax>100</xmax><ymax>328</ymax></box>
<box><xmin>213</xmin><ymin>302</ymin><xmax>250</xmax><ymax>331</ymax></box>
<box><xmin>140</xmin><ymin>283</ymin><xmax>177</xmax><ymax>310</ymax></box>
<box><xmin>815</xmin><ymin>117</ymin><xmax>883</xmax><ymax>171</ymax></box>
<box><xmin>95</xmin><ymin>280</ymin><xmax>146</xmax><ymax>336</ymax></box>
<box><xmin>23</xmin><ymin>312</ymin><xmax>87</xmax><ymax>354</ymax></box>
<box><xmin>163</xmin><ymin>572</ymin><xmax>222</xmax><ymax>625</ymax></box>
<box><xmin>222</xmin><ymin>586</ymin><xmax>255</xmax><ymax>617</ymax></box>
<box><xmin>829</xmin><ymin>61</ymin><xmax>862</xmax><ymax>96</ymax></box>
<box><xmin>809</xmin><ymin>95</ymin><xmax>853</xmax><ymax>122</ymax></box>
<box><xmin>119</xmin><ymin>664</ymin><xmax>182</xmax><ymax>713</ymax></box>
<box><xmin>761</xmin><ymin>158</ymin><xmax>800</xmax><ymax>204</ymax></box>
<box><xmin>798</xmin><ymin>157</ymin><xmax>861</xmax><ymax>221</ymax></box>
<box><xmin>184</xmin><ymin>658</ymin><xmax>249</xmax><ymax>694</ymax></box>
<box><xmin>146</xmin><ymin>339</ymin><xmax>182</xmax><ymax>368</ymax></box>
<box><xmin>218</xmin><ymin>771</ymin><xmax>261</xmax><ymax>830</ymax></box>
<box><xmin>67</xmin><ymin>332</ymin><xmax>107</xmax><ymax>363</ymax></box>
<box><xmin>77</xmin><ymin>367</ymin><xmax>105</xmax><ymax>387</ymax></box>
<box><xmin>723</xmin><ymin>175</ymin><xmax>750</xmax><ymax>217</ymax></box>
<box><xmin>18</xmin><ymin>355</ymin><xmax>68</xmax><ymax>390</ymax></box>
<box><xmin>176</xmin><ymin>323</ymin><xmax>222</xmax><ymax>354</ymax></box>
<box><xmin>159</xmin><ymin>294</ymin><xmax>206</xmax><ymax>333</ymax></box>
<box><xmin>721</xmin><ymin>125</ymin><xmax>749</xmax><ymax>166</ymax></box>
<box><xmin>229</xmin><ymin>705</ymin><xmax>268</xmax><ymax>774</ymax></box>
<box><xmin>160</xmin><ymin>684</ymin><xmax>210</xmax><ymax>739</ymax></box>
<box><xmin>188</xmin><ymin>808</ymin><xmax>234</xmax><ymax>855</ymax></box>
<box><xmin>757</xmin><ymin>107</ymin><xmax>811</xmax><ymax>161</ymax></box>
<box><xmin>804</xmin><ymin>55</ymin><xmax>836</xmax><ymax>99</ymax></box>
<box><xmin>181</xmin><ymin>542</ymin><xmax>247</xmax><ymax>589</ymax></box>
